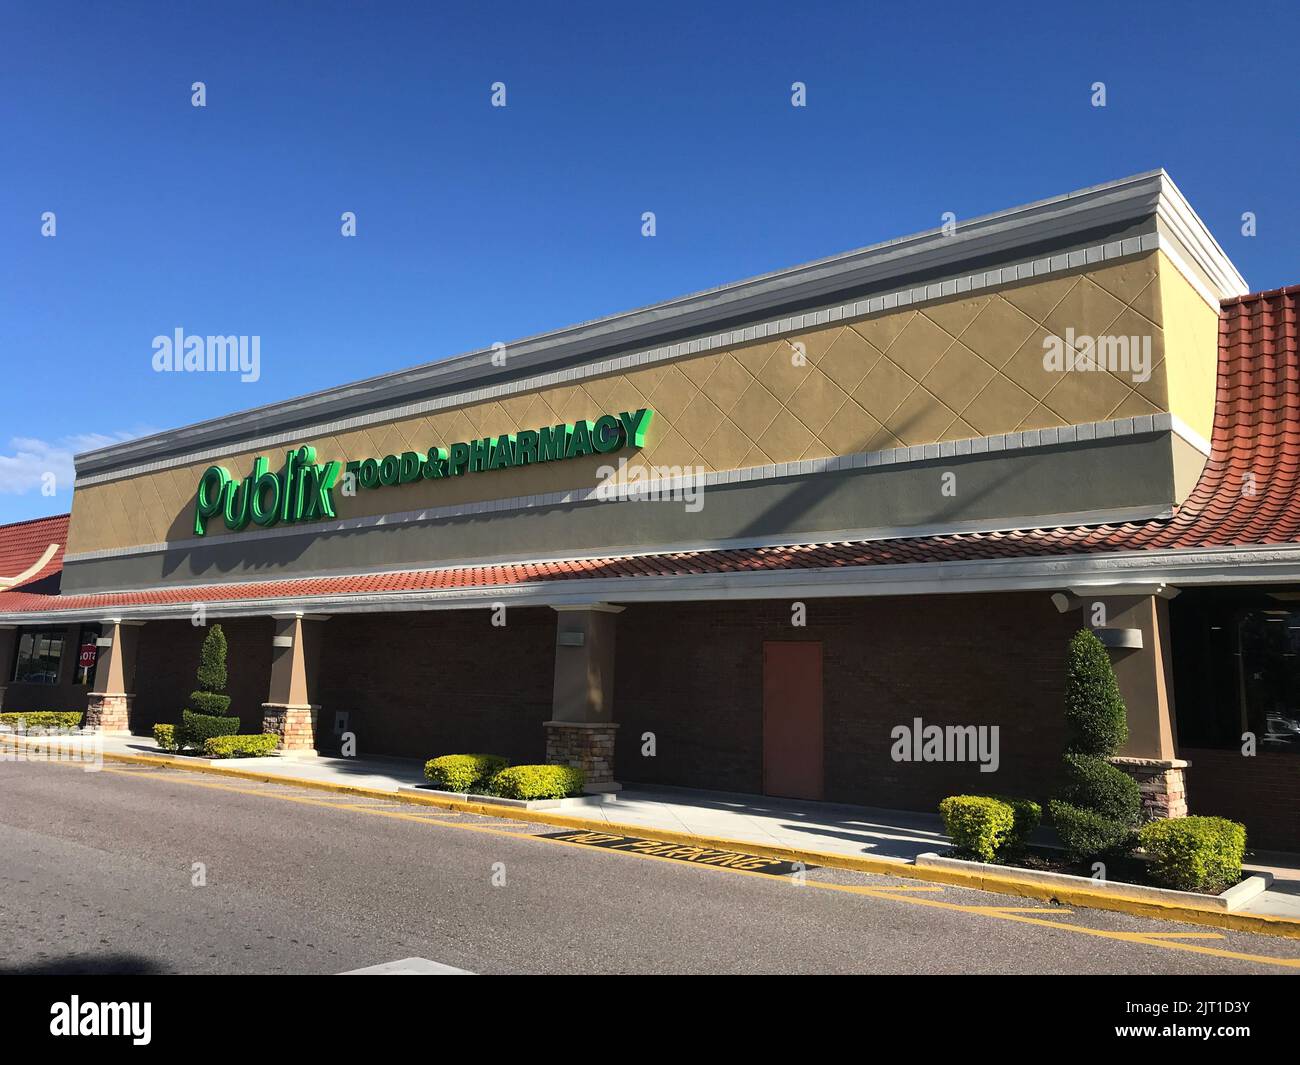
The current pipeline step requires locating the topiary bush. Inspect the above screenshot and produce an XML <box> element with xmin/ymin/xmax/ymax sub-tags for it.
<box><xmin>1138</xmin><ymin>816</ymin><xmax>1247</xmax><ymax>893</ymax></box>
<box><xmin>423</xmin><ymin>753</ymin><xmax>509</xmax><ymax>792</ymax></box>
<box><xmin>153</xmin><ymin>723</ymin><xmax>178</xmax><ymax>752</ymax></box>
<box><xmin>489</xmin><ymin>764</ymin><xmax>585</xmax><ymax>801</ymax></box>
<box><xmin>204</xmin><ymin>734</ymin><xmax>279</xmax><ymax>759</ymax></box>
<box><xmin>939</xmin><ymin>796</ymin><xmax>1017</xmax><ymax>862</ymax></box>
<box><xmin>178</xmin><ymin>709</ymin><xmax>240</xmax><ymax>750</ymax></box>
<box><xmin>1049</xmin><ymin>803</ymin><xmax>1135</xmax><ymax>859</ymax></box>
<box><xmin>188</xmin><ymin>625</ymin><xmax>231</xmax><ymax>718</ymax></box>
<box><xmin>0</xmin><ymin>711</ymin><xmax>83</xmax><ymax>730</ymax></box>
<box><xmin>1063</xmin><ymin>626</ymin><xmax>1129</xmax><ymax>754</ymax></box>
<box><xmin>1050</xmin><ymin>628</ymin><xmax>1140</xmax><ymax>862</ymax></box>
<box><xmin>1056</xmin><ymin>754</ymin><xmax>1141</xmax><ymax>824</ymax></box>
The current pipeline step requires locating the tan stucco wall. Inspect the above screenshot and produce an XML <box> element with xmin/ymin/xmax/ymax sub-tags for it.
<box><xmin>1156</xmin><ymin>250</ymin><xmax>1221</xmax><ymax>446</ymax></box>
<box><xmin>68</xmin><ymin>252</ymin><xmax>1176</xmax><ymax>556</ymax></box>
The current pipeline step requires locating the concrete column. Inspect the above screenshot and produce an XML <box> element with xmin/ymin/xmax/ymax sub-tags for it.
<box><xmin>85</xmin><ymin>619</ymin><xmax>142</xmax><ymax>733</ymax></box>
<box><xmin>261</xmin><ymin>613</ymin><xmax>325</xmax><ymax>756</ymax></box>
<box><xmin>0</xmin><ymin>626</ymin><xmax>17</xmax><ymax>710</ymax></box>
<box><xmin>1075</xmin><ymin>590</ymin><xmax>1188</xmax><ymax>819</ymax></box>
<box><xmin>544</xmin><ymin>604</ymin><xmax>623</xmax><ymax>793</ymax></box>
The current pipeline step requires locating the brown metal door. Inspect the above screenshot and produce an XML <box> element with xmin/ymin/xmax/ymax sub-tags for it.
<box><xmin>762</xmin><ymin>641</ymin><xmax>824</xmax><ymax>800</ymax></box>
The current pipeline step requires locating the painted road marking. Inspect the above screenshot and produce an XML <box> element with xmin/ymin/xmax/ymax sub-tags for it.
<box><xmin>341</xmin><ymin>957</ymin><xmax>474</xmax><ymax>975</ymax></box>
<box><xmin>15</xmin><ymin>758</ymin><xmax>1300</xmax><ymax>970</ymax></box>
<box><xmin>540</xmin><ymin>829</ymin><xmax>816</xmax><ymax>875</ymax></box>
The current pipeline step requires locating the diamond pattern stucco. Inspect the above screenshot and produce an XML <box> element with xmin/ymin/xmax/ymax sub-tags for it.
<box><xmin>68</xmin><ymin>253</ymin><xmax>1174</xmax><ymax>555</ymax></box>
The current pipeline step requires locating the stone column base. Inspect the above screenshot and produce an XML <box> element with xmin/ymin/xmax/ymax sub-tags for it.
<box><xmin>1110</xmin><ymin>756</ymin><xmax>1190</xmax><ymax>820</ymax></box>
<box><xmin>544</xmin><ymin>721</ymin><xmax>620</xmax><ymax>793</ymax></box>
<box><xmin>85</xmin><ymin>692</ymin><xmax>133</xmax><ymax>733</ymax></box>
<box><xmin>262</xmin><ymin>702</ymin><xmax>319</xmax><ymax>753</ymax></box>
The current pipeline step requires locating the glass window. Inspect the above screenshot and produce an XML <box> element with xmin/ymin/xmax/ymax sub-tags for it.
<box><xmin>72</xmin><ymin>624</ymin><xmax>101</xmax><ymax>686</ymax></box>
<box><xmin>11</xmin><ymin>629</ymin><xmax>66</xmax><ymax>686</ymax></box>
<box><xmin>1239</xmin><ymin>609</ymin><xmax>1300</xmax><ymax>753</ymax></box>
<box><xmin>1172</xmin><ymin>591</ymin><xmax>1300</xmax><ymax>754</ymax></box>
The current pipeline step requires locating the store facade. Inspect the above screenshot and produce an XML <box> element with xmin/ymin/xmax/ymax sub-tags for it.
<box><xmin>3</xmin><ymin>171</ymin><xmax>1298</xmax><ymax>847</ymax></box>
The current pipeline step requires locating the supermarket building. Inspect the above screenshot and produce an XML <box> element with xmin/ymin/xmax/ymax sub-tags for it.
<box><xmin>2</xmin><ymin>171</ymin><xmax>1299</xmax><ymax>848</ymax></box>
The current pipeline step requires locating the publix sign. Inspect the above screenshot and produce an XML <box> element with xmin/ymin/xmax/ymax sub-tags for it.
<box><xmin>192</xmin><ymin>408</ymin><xmax>654</xmax><ymax>537</ymax></box>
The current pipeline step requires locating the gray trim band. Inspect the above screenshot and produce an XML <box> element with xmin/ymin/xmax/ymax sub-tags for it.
<box><xmin>65</xmin><ymin>414</ymin><xmax>1178</xmax><ymax>564</ymax></box>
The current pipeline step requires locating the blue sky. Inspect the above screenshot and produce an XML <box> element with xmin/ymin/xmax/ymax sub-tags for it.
<box><xmin>1</xmin><ymin>0</ymin><xmax>1296</xmax><ymax>525</ymax></box>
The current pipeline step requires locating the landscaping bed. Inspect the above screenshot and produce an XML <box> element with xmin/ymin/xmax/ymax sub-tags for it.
<box><xmin>933</xmin><ymin>628</ymin><xmax>1256</xmax><ymax>909</ymax></box>
<box><xmin>411</xmin><ymin>753</ymin><xmax>599</xmax><ymax>809</ymax></box>
<box><xmin>916</xmin><ymin>847</ymin><xmax>1271</xmax><ymax>912</ymax></box>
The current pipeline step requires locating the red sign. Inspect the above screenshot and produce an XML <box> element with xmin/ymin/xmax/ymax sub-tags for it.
<box><xmin>79</xmin><ymin>644</ymin><xmax>98</xmax><ymax>670</ymax></box>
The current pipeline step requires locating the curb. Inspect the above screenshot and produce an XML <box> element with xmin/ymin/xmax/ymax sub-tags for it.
<box><xmin>8</xmin><ymin>738</ymin><xmax>1300</xmax><ymax>941</ymax></box>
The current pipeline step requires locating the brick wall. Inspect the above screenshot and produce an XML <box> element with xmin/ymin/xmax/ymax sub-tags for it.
<box><xmin>1182</xmin><ymin>748</ymin><xmax>1300</xmax><ymax>852</ymax></box>
<box><xmin>614</xmin><ymin>593</ymin><xmax>1076</xmax><ymax>808</ymax></box>
<box><xmin>317</xmin><ymin>608</ymin><xmax>555</xmax><ymax>762</ymax></box>
<box><xmin>132</xmin><ymin>618</ymin><xmax>272</xmax><ymax>733</ymax></box>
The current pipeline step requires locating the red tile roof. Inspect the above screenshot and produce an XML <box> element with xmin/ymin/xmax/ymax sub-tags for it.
<box><xmin>0</xmin><ymin>513</ymin><xmax>68</xmax><ymax>593</ymax></box>
<box><xmin>1</xmin><ymin>284</ymin><xmax>1296</xmax><ymax>616</ymax></box>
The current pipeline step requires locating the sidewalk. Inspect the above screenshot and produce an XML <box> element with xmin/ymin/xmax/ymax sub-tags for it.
<box><xmin>13</xmin><ymin>729</ymin><xmax>1300</xmax><ymax>921</ymax></box>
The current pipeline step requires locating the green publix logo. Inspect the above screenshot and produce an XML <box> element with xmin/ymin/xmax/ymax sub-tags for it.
<box><xmin>193</xmin><ymin>408</ymin><xmax>655</xmax><ymax>537</ymax></box>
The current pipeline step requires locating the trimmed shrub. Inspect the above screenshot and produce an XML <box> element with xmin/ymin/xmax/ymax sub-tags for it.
<box><xmin>992</xmin><ymin>795</ymin><xmax>1043</xmax><ymax>851</ymax></box>
<box><xmin>0</xmin><ymin>711</ymin><xmax>83</xmax><ymax>730</ymax></box>
<box><xmin>1063</xmin><ymin>628</ymin><xmax>1128</xmax><ymax>754</ymax></box>
<box><xmin>178</xmin><ymin>709</ymin><xmax>240</xmax><ymax>750</ymax></box>
<box><xmin>153</xmin><ymin>723</ymin><xmax>178</xmax><ymax>752</ymax></box>
<box><xmin>1048</xmin><ymin>801</ymin><xmax>1135</xmax><ymax>859</ymax></box>
<box><xmin>1138</xmin><ymin>816</ymin><xmax>1246</xmax><ymax>893</ymax></box>
<box><xmin>188</xmin><ymin>691</ymin><xmax>233</xmax><ymax>717</ymax></box>
<box><xmin>490</xmin><ymin>764</ymin><xmax>585</xmax><ymax>801</ymax></box>
<box><xmin>188</xmin><ymin>625</ymin><xmax>232</xmax><ymax>718</ymax></box>
<box><xmin>196</xmin><ymin>624</ymin><xmax>228</xmax><ymax>692</ymax></box>
<box><xmin>939</xmin><ymin>795</ymin><xmax>1016</xmax><ymax>862</ymax></box>
<box><xmin>1057</xmin><ymin>755</ymin><xmax>1141</xmax><ymax>824</ymax></box>
<box><xmin>1050</xmin><ymin>628</ymin><xmax>1139</xmax><ymax>862</ymax></box>
<box><xmin>423</xmin><ymin>754</ymin><xmax>509</xmax><ymax>792</ymax></box>
<box><xmin>204</xmin><ymin>734</ymin><xmax>279</xmax><ymax>759</ymax></box>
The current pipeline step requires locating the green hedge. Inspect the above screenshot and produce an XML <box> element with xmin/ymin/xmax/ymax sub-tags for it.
<box><xmin>153</xmin><ymin>723</ymin><xmax>178</xmax><ymax>752</ymax></box>
<box><xmin>1057</xmin><ymin>755</ymin><xmax>1141</xmax><ymax>823</ymax></box>
<box><xmin>1138</xmin><ymin>816</ymin><xmax>1246</xmax><ymax>893</ymax></box>
<box><xmin>0</xmin><ymin>711</ymin><xmax>83</xmax><ymax>729</ymax></box>
<box><xmin>939</xmin><ymin>796</ymin><xmax>1016</xmax><ymax>861</ymax></box>
<box><xmin>204</xmin><ymin>734</ymin><xmax>279</xmax><ymax>759</ymax></box>
<box><xmin>423</xmin><ymin>754</ymin><xmax>509</xmax><ymax>792</ymax></box>
<box><xmin>178</xmin><ymin>709</ymin><xmax>241</xmax><ymax>749</ymax></box>
<box><xmin>188</xmin><ymin>691</ymin><xmax>233</xmax><ymax>717</ymax></box>
<box><xmin>490</xmin><ymin>764</ymin><xmax>585</xmax><ymax>801</ymax></box>
<box><xmin>992</xmin><ymin>795</ymin><xmax>1043</xmax><ymax>850</ymax></box>
<box><xmin>1048</xmin><ymin>800</ymin><xmax>1135</xmax><ymax>860</ymax></box>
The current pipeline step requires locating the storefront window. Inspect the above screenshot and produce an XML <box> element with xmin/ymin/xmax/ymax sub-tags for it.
<box><xmin>11</xmin><ymin>629</ymin><xmax>66</xmax><ymax>686</ymax></box>
<box><xmin>72</xmin><ymin>624</ymin><xmax>101</xmax><ymax>685</ymax></box>
<box><xmin>1238</xmin><ymin>609</ymin><xmax>1300</xmax><ymax>753</ymax></box>
<box><xmin>1172</xmin><ymin>591</ymin><xmax>1300</xmax><ymax>754</ymax></box>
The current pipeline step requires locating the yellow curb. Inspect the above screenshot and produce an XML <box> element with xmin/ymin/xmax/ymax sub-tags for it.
<box><xmin>7</xmin><ymin>737</ymin><xmax>1300</xmax><ymax>941</ymax></box>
